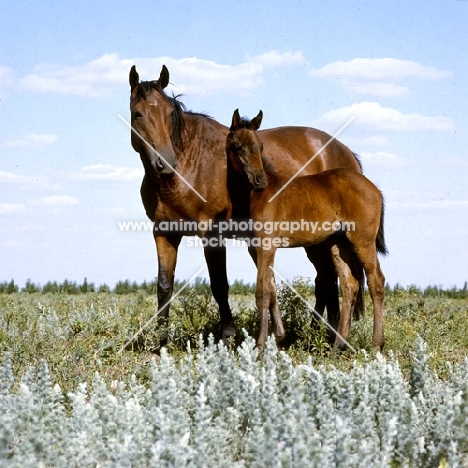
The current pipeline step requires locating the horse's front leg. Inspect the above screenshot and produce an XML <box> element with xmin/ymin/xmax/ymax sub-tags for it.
<box><xmin>203</xmin><ymin>242</ymin><xmax>236</xmax><ymax>344</ymax></box>
<box><xmin>249</xmin><ymin>245</ymin><xmax>284</xmax><ymax>343</ymax></box>
<box><xmin>154</xmin><ymin>234</ymin><xmax>182</xmax><ymax>350</ymax></box>
<box><xmin>255</xmin><ymin>246</ymin><xmax>283</xmax><ymax>347</ymax></box>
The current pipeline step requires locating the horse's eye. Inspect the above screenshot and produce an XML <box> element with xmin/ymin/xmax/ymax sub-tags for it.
<box><xmin>259</xmin><ymin>142</ymin><xmax>264</xmax><ymax>152</ymax></box>
<box><xmin>231</xmin><ymin>142</ymin><xmax>242</xmax><ymax>152</ymax></box>
<box><xmin>132</xmin><ymin>111</ymin><xmax>143</xmax><ymax>119</ymax></box>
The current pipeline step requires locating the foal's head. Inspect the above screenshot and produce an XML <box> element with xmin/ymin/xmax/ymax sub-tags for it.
<box><xmin>225</xmin><ymin>109</ymin><xmax>268</xmax><ymax>191</ymax></box>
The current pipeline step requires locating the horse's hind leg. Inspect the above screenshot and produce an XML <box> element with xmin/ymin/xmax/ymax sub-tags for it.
<box><xmin>353</xmin><ymin>243</ymin><xmax>385</xmax><ymax>351</ymax></box>
<box><xmin>305</xmin><ymin>245</ymin><xmax>340</xmax><ymax>343</ymax></box>
<box><xmin>328</xmin><ymin>241</ymin><xmax>359</xmax><ymax>352</ymax></box>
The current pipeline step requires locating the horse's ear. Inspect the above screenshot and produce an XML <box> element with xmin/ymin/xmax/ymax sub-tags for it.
<box><xmin>231</xmin><ymin>109</ymin><xmax>242</xmax><ymax>130</ymax></box>
<box><xmin>129</xmin><ymin>65</ymin><xmax>139</xmax><ymax>91</ymax></box>
<box><xmin>157</xmin><ymin>65</ymin><xmax>170</xmax><ymax>89</ymax></box>
<box><xmin>249</xmin><ymin>110</ymin><xmax>263</xmax><ymax>131</ymax></box>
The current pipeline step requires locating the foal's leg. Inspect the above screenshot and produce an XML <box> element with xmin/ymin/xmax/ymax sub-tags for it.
<box><xmin>328</xmin><ymin>241</ymin><xmax>359</xmax><ymax>351</ymax></box>
<box><xmin>268</xmin><ymin>266</ymin><xmax>285</xmax><ymax>344</ymax></box>
<box><xmin>249</xmin><ymin>245</ymin><xmax>284</xmax><ymax>342</ymax></box>
<box><xmin>154</xmin><ymin>234</ymin><xmax>182</xmax><ymax>350</ymax></box>
<box><xmin>353</xmin><ymin>242</ymin><xmax>385</xmax><ymax>351</ymax></box>
<box><xmin>255</xmin><ymin>246</ymin><xmax>284</xmax><ymax>347</ymax></box>
<box><xmin>204</xmin><ymin>243</ymin><xmax>236</xmax><ymax>344</ymax></box>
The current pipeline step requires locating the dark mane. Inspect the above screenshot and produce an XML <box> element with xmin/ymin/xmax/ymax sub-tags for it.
<box><xmin>135</xmin><ymin>81</ymin><xmax>213</xmax><ymax>153</ymax></box>
<box><xmin>230</xmin><ymin>116</ymin><xmax>252</xmax><ymax>131</ymax></box>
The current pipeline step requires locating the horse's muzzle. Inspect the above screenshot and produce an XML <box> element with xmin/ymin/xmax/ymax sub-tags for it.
<box><xmin>151</xmin><ymin>151</ymin><xmax>177</xmax><ymax>177</ymax></box>
<box><xmin>252</xmin><ymin>173</ymin><xmax>268</xmax><ymax>191</ymax></box>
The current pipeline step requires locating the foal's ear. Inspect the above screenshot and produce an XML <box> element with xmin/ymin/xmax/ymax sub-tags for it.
<box><xmin>157</xmin><ymin>65</ymin><xmax>170</xmax><ymax>89</ymax></box>
<box><xmin>249</xmin><ymin>110</ymin><xmax>263</xmax><ymax>131</ymax></box>
<box><xmin>129</xmin><ymin>65</ymin><xmax>139</xmax><ymax>91</ymax></box>
<box><xmin>230</xmin><ymin>109</ymin><xmax>242</xmax><ymax>130</ymax></box>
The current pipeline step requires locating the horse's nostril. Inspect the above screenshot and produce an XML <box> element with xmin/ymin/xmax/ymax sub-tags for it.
<box><xmin>254</xmin><ymin>174</ymin><xmax>266</xmax><ymax>188</ymax></box>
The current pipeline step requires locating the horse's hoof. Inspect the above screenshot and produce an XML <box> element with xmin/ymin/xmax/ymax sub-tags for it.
<box><xmin>149</xmin><ymin>337</ymin><xmax>168</xmax><ymax>355</ymax></box>
<box><xmin>222</xmin><ymin>321</ymin><xmax>236</xmax><ymax>337</ymax></box>
<box><xmin>274</xmin><ymin>334</ymin><xmax>286</xmax><ymax>349</ymax></box>
<box><xmin>371</xmin><ymin>340</ymin><xmax>385</xmax><ymax>354</ymax></box>
<box><xmin>221</xmin><ymin>322</ymin><xmax>236</xmax><ymax>347</ymax></box>
<box><xmin>332</xmin><ymin>340</ymin><xmax>348</xmax><ymax>354</ymax></box>
<box><xmin>222</xmin><ymin>335</ymin><xmax>236</xmax><ymax>348</ymax></box>
<box><xmin>255</xmin><ymin>344</ymin><xmax>265</xmax><ymax>361</ymax></box>
<box><xmin>150</xmin><ymin>332</ymin><xmax>168</xmax><ymax>354</ymax></box>
<box><xmin>222</xmin><ymin>322</ymin><xmax>236</xmax><ymax>339</ymax></box>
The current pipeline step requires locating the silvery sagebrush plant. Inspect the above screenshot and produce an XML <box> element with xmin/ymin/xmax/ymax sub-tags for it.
<box><xmin>1</xmin><ymin>335</ymin><xmax>468</xmax><ymax>466</ymax></box>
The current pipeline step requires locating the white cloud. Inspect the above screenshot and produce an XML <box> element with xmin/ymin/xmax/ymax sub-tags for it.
<box><xmin>0</xmin><ymin>66</ymin><xmax>13</xmax><ymax>79</ymax></box>
<box><xmin>73</xmin><ymin>164</ymin><xmax>143</xmax><ymax>182</ymax></box>
<box><xmin>387</xmin><ymin>199</ymin><xmax>468</xmax><ymax>211</ymax></box>
<box><xmin>247</xmin><ymin>50</ymin><xmax>305</xmax><ymax>67</ymax></box>
<box><xmin>310</xmin><ymin>58</ymin><xmax>452</xmax><ymax>96</ymax></box>
<box><xmin>359</xmin><ymin>151</ymin><xmax>411</xmax><ymax>168</ymax></box>
<box><xmin>0</xmin><ymin>170</ymin><xmax>59</xmax><ymax>192</ymax></box>
<box><xmin>344</xmin><ymin>135</ymin><xmax>391</xmax><ymax>147</ymax></box>
<box><xmin>4</xmin><ymin>139</ymin><xmax>27</xmax><ymax>148</ymax></box>
<box><xmin>384</xmin><ymin>189</ymin><xmax>468</xmax><ymax>211</ymax></box>
<box><xmin>0</xmin><ymin>66</ymin><xmax>13</xmax><ymax>97</ymax></box>
<box><xmin>314</xmin><ymin>102</ymin><xmax>454</xmax><ymax>132</ymax></box>
<box><xmin>0</xmin><ymin>203</ymin><xmax>25</xmax><ymax>215</ymax></box>
<box><xmin>20</xmin><ymin>54</ymin><xmax>129</xmax><ymax>97</ymax></box>
<box><xmin>4</xmin><ymin>133</ymin><xmax>58</xmax><ymax>148</ymax></box>
<box><xmin>445</xmin><ymin>156</ymin><xmax>468</xmax><ymax>167</ymax></box>
<box><xmin>19</xmin><ymin>51</ymin><xmax>305</xmax><ymax>97</ymax></box>
<box><xmin>0</xmin><ymin>170</ymin><xmax>30</xmax><ymax>184</ymax></box>
<box><xmin>26</xmin><ymin>134</ymin><xmax>58</xmax><ymax>146</ymax></box>
<box><xmin>31</xmin><ymin>195</ymin><xmax>78</xmax><ymax>209</ymax></box>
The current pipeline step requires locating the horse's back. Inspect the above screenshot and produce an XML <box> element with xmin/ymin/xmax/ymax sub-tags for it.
<box><xmin>308</xmin><ymin>168</ymin><xmax>379</xmax><ymax>195</ymax></box>
<box><xmin>259</xmin><ymin>126</ymin><xmax>361</xmax><ymax>175</ymax></box>
<box><xmin>270</xmin><ymin>168</ymin><xmax>381</xmax><ymax>213</ymax></box>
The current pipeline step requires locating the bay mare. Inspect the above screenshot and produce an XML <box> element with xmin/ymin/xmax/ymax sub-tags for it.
<box><xmin>128</xmin><ymin>65</ymin><xmax>364</xmax><ymax>350</ymax></box>
<box><xmin>225</xmin><ymin>110</ymin><xmax>387</xmax><ymax>351</ymax></box>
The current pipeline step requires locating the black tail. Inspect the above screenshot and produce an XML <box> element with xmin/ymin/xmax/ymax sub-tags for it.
<box><xmin>376</xmin><ymin>197</ymin><xmax>388</xmax><ymax>256</ymax></box>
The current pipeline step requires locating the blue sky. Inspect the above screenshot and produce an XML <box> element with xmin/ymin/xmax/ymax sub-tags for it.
<box><xmin>1</xmin><ymin>0</ymin><xmax>467</xmax><ymax>288</ymax></box>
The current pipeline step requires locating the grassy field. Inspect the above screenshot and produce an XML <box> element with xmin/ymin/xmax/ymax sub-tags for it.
<box><xmin>1</xmin><ymin>278</ymin><xmax>467</xmax><ymax>395</ymax></box>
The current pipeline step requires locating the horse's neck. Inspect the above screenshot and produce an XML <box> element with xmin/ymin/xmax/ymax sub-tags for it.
<box><xmin>146</xmin><ymin>114</ymin><xmax>230</xmax><ymax>220</ymax></box>
<box><xmin>181</xmin><ymin>113</ymin><xmax>228</xmax><ymax>158</ymax></box>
